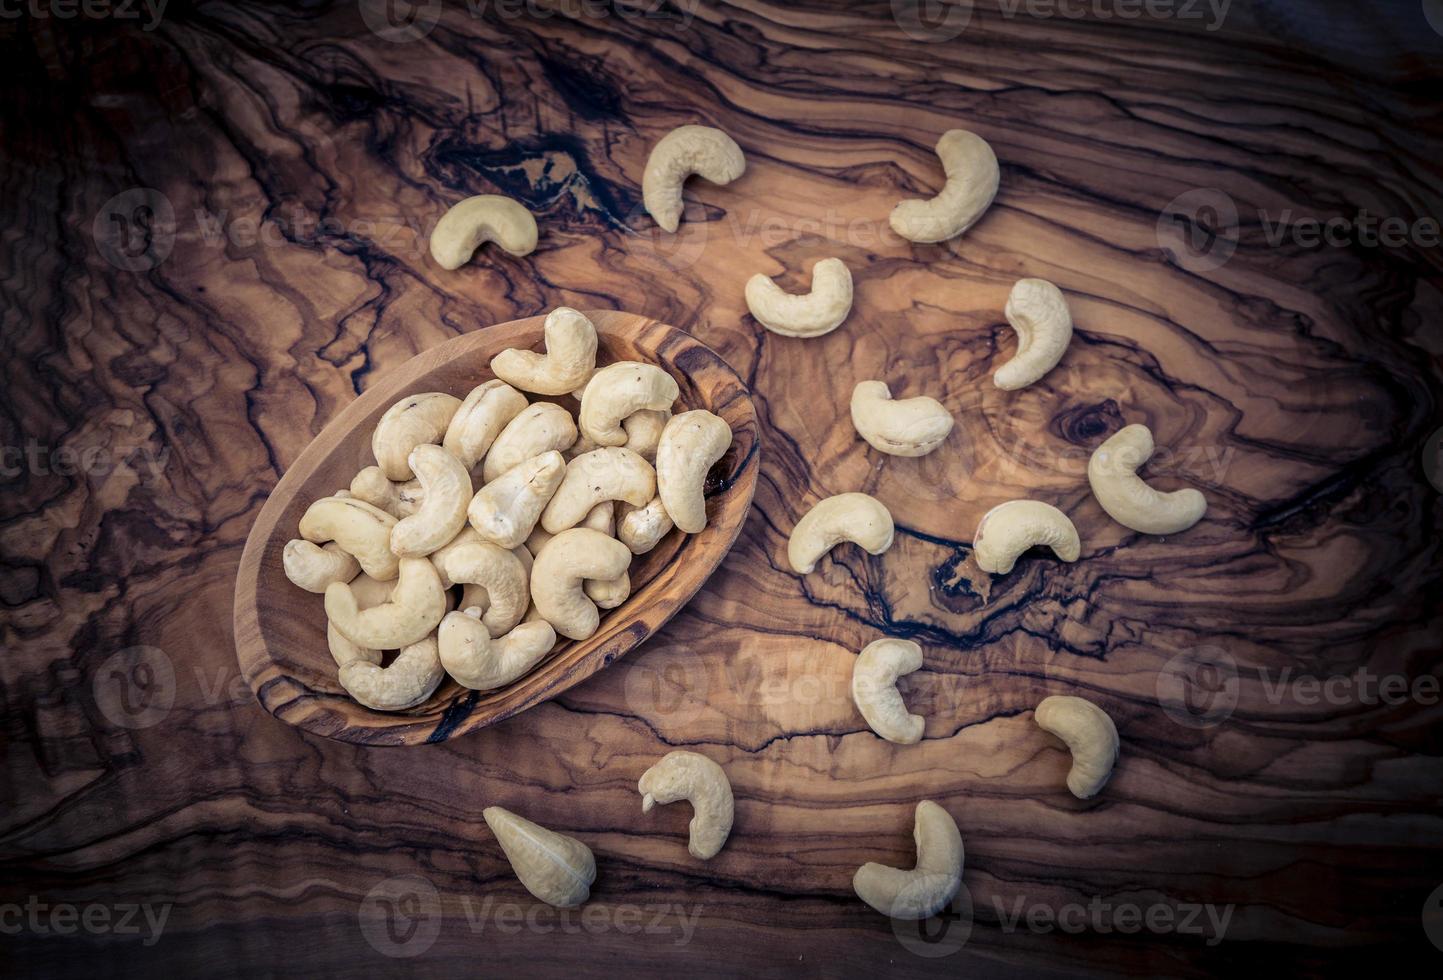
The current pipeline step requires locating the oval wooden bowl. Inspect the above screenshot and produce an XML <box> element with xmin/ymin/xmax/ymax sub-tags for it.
<box><xmin>233</xmin><ymin>311</ymin><xmax>760</xmax><ymax>745</ymax></box>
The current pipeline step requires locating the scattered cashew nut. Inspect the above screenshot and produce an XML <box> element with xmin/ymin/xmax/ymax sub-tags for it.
<box><xmin>1087</xmin><ymin>423</ymin><xmax>1207</xmax><ymax>534</ymax></box>
<box><xmin>578</xmin><ymin>362</ymin><xmax>679</xmax><ymax>447</ymax></box>
<box><xmin>1034</xmin><ymin>695</ymin><xmax>1119</xmax><ymax>800</ymax></box>
<box><xmin>637</xmin><ymin>750</ymin><xmax>734</xmax><ymax>860</ymax></box>
<box><xmin>389</xmin><ymin>444</ymin><xmax>471</xmax><ymax>558</ymax></box>
<box><xmin>298</xmin><ymin>496</ymin><xmax>400</xmax><ymax>581</ymax></box>
<box><xmin>643</xmin><ymin>125</ymin><xmax>746</xmax><ymax>234</ymax></box>
<box><xmin>324</xmin><ymin>557</ymin><xmax>446</xmax><ymax>649</ymax></box>
<box><xmin>338</xmin><ymin>635</ymin><xmax>444</xmax><ymax>711</ymax></box>
<box><xmin>430</xmin><ymin>194</ymin><xmax>538</xmax><ymax>270</ymax></box>
<box><xmin>482</xmin><ymin>402</ymin><xmax>579</xmax><ymax>483</ymax></box>
<box><xmin>850</xmin><ymin>381</ymin><xmax>954</xmax><ymax>457</ymax></box>
<box><xmin>283</xmin><ymin>540</ymin><xmax>359</xmax><ymax>593</ymax></box>
<box><xmin>438</xmin><ymin>609</ymin><xmax>557</xmax><ymax>690</ymax></box>
<box><xmin>972</xmin><ymin>499</ymin><xmax>1079</xmax><ymax>575</ymax></box>
<box><xmin>889</xmin><ymin>128</ymin><xmax>998</xmax><ymax>243</ymax></box>
<box><xmin>372</xmin><ymin>392</ymin><xmax>462</xmax><ymax>480</ymax></box>
<box><xmin>656</xmin><ymin>410</ymin><xmax>732</xmax><ymax>534</ymax></box>
<box><xmin>491</xmin><ymin>307</ymin><xmax>598</xmax><ymax>395</ymax></box>
<box><xmin>468</xmin><ymin>450</ymin><xmax>566</xmax><ymax>549</ymax></box>
<box><xmin>788</xmin><ymin>493</ymin><xmax>895</xmax><ymax>574</ymax></box>
<box><xmin>483</xmin><ymin>806</ymin><xmax>595</xmax><ymax>908</ymax></box>
<box><xmin>530</xmin><ymin>528</ymin><xmax>632</xmax><ymax>640</ymax></box>
<box><xmin>994</xmin><ymin>278</ymin><xmax>1072</xmax><ymax>391</ymax></box>
<box><xmin>540</xmin><ymin>447</ymin><xmax>657</xmax><ymax>533</ymax></box>
<box><xmin>443</xmin><ymin>380</ymin><xmax>528</xmax><ymax>470</ymax></box>
<box><xmin>853</xmin><ymin>801</ymin><xmax>964</xmax><ymax>920</ymax></box>
<box><xmin>744</xmin><ymin>257</ymin><xmax>853</xmax><ymax>338</ymax></box>
<box><xmin>852</xmin><ymin>638</ymin><xmax>925</xmax><ymax>745</ymax></box>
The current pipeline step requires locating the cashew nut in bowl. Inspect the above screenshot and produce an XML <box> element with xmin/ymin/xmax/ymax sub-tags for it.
<box><xmin>637</xmin><ymin>750</ymin><xmax>734</xmax><ymax>860</ymax></box>
<box><xmin>788</xmin><ymin>493</ymin><xmax>895</xmax><ymax>574</ymax></box>
<box><xmin>349</xmin><ymin>466</ymin><xmax>424</xmax><ymax>518</ymax></box>
<box><xmin>1087</xmin><ymin>423</ymin><xmax>1207</xmax><ymax>535</ymax></box>
<box><xmin>283</xmin><ymin>540</ymin><xmax>359</xmax><ymax>593</ymax></box>
<box><xmin>468</xmin><ymin>450</ymin><xmax>566</xmax><ymax>549</ymax></box>
<box><xmin>540</xmin><ymin>447</ymin><xmax>656</xmax><ymax>533</ymax></box>
<box><xmin>338</xmin><ymin>635</ymin><xmax>445</xmax><ymax>712</ymax></box>
<box><xmin>744</xmin><ymin>257</ymin><xmax>853</xmax><ymax>338</ymax></box>
<box><xmin>438</xmin><ymin>609</ymin><xmax>557</xmax><ymax>690</ymax></box>
<box><xmin>525</xmin><ymin>525</ymin><xmax>554</xmax><ymax>556</ymax></box>
<box><xmin>482</xmin><ymin>403</ymin><xmax>579</xmax><ymax>483</ymax></box>
<box><xmin>324</xmin><ymin>557</ymin><xmax>446</xmax><ymax>649</ymax></box>
<box><xmin>442</xmin><ymin>380</ymin><xmax>528</xmax><ymax>470</ymax></box>
<box><xmin>889</xmin><ymin>128</ymin><xmax>998</xmax><ymax>243</ymax></box>
<box><xmin>483</xmin><ymin>806</ymin><xmax>595</xmax><ymax>908</ymax></box>
<box><xmin>584</xmin><ymin>569</ymin><xmax>630</xmax><ymax>610</ymax></box>
<box><xmin>994</xmin><ymin>278</ymin><xmax>1072</xmax><ymax>391</ymax></box>
<box><xmin>643</xmin><ymin>125</ymin><xmax>746</xmax><ymax>233</ymax></box>
<box><xmin>849</xmin><ymin>381</ymin><xmax>954</xmax><ymax>457</ymax></box>
<box><xmin>580</xmin><ymin>500</ymin><xmax>616</xmax><ymax>535</ymax></box>
<box><xmin>622</xmin><ymin>408</ymin><xmax>670</xmax><ymax>461</ymax></box>
<box><xmin>490</xmin><ymin>307</ymin><xmax>598</xmax><ymax>395</ymax></box>
<box><xmin>429</xmin><ymin>194</ymin><xmax>538</xmax><ymax>270</ymax></box>
<box><xmin>326</xmin><ymin>573</ymin><xmax>393</xmax><ymax>667</ymax></box>
<box><xmin>372</xmin><ymin>392</ymin><xmax>462</xmax><ymax>480</ymax></box>
<box><xmin>389</xmin><ymin>445</ymin><xmax>472</xmax><ymax>559</ymax></box>
<box><xmin>578</xmin><ymin>362</ymin><xmax>679</xmax><ymax>447</ymax></box>
<box><xmin>298</xmin><ymin>496</ymin><xmax>400</xmax><ymax>581</ymax></box>
<box><xmin>429</xmin><ymin>526</ymin><xmax>484</xmax><ymax>588</ymax></box>
<box><xmin>654</xmin><ymin>410</ymin><xmax>732</xmax><ymax>534</ymax></box>
<box><xmin>1034</xmin><ymin>695</ymin><xmax>1119</xmax><ymax>799</ymax></box>
<box><xmin>436</xmin><ymin>540</ymin><xmax>529</xmax><ymax>637</ymax></box>
<box><xmin>852</xmin><ymin>638</ymin><xmax>925</xmax><ymax>745</ymax></box>
<box><xmin>972</xmin><ymin>499</ymin><xmax>1079</xmax><ymax>575</ymax></box>
<box><xmin>617</xmin><ymin>497</ymin><xmax>673</xmax><ymax>555</ymax></box>
<box><xmin>853</xmin><ymin>801</ymin><xmax>963</xmax><ymax>920</ymax></box>
<box><xmin>531</xmin><ymin>528</ymin><xmax>632</xmax><ymax>640</ymax></box>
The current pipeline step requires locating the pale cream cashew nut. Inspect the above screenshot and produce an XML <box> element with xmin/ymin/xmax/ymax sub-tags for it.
<box><xmin>583</xmin><ymin>569</ymin><xmax>630</xmax><ymax>610</ymax></box>
<box><xmin>994</xmin><ymin>278</ymin><xmax>1072</xmax><ymax>391</ymax></box>
<box><xmin>372</xmin><ymin>392</ymin><xmax>462</xmax><ymax>480</ymax></box>
<box><xmin>617</xmin><ymin>497</ymin><xmax>674</xmax><ymax>555</ymax></box>
<box><xmin>852</xmin><ymin>638</ymin><xmax>925</xmax><ymax>745</ymax></box>
<box><xmin>298</xmin><ymin>496</ymin><xmax>400</xmax><ymax>581</ymax></box>
<box><xmin>642</xmin><ymin>125</ymin><xmax>746</xmax><ymax>233</ymax></box>
<box><xmin>637</xmin><ymin>750</ymin><xmax>734</xmax><ymax>860</ymax></box>
<box><xmin>338</xmin><ymin>635</ymin><xmax>444</xmax><ymax>711</ymax></box>
<box><xmin>540</xmin><ymin>447</ymin><xmax>656</xmax><ymax>533</ymax></box>
<box><xmin>389</xmin><ymin>444</ymin><xmax>471</xmax><ymax>558</ymax></box>
<box><xmin>744</xmin><ymin>258</ymin><xmax>853</xmax><ymax>338</ymax></box>
<box><xmin>483</xmin><ymin>806</ymin><xmax>595</xmax><ymax>908</ymax></box>
<box><xmin>467</xmin><ymin>450</ymin><xmax>566</xmax><ymax>549</ymax></box>
<box><xmin>490</xmin><ymin>307</ymin><xmax>598</xmax><ymax>395</ymax></box>
<box><xmin>972</xmin><ymin>499</ymin><xmax>1080</xmax><ymax>575</ymax></box>
<box><xmin>482</xmin><ymin>402</ymin><xmax>579</xmax><ymax>482</ymax></box>
<box><xmin>1034</xmin><ymin>695</ymin><xmax>1119</xmax><ymax>800</ymax></box>
<box><xmin>349</xmin><ymin>466</ymin><xmax>424</xmax><ymax>518</ymax></box>
<box><xmin>853</xmin><ymin>801</ymin><xmax>964</xmax><ymax>920</ymax></box>
<box><xmin>324</xmin><ymin>557</ymin><xmax>446</xmax><ymax>649</ymax></box>
<box><xmin>849</xmin><ymin>381</ymin><xmax>954</xmax><ymax>457</ymax></box>
<box><xmin>1087</xmin><ymin>423</ymin><xmax>1207</xmax><ymax>534</ymax></box>
<box><xmin>622</xmin><ymin>408</ymin><xmax>670</xmax><ymax>461</ymax></box>
<box><xmin>283</xmin><ymin>540</ymin><xmax>359</xmax><ymax>593</ymax></box>
<box><xmin>438</xmin><ymin>609</ymin><xmax>557</xmax><ymax>690</ymax></box>
<box><xmin>430</xmin><ymin>194</ymin><xmax>538</xmax><ymax>270</ymax></box>
<box><xmin>530</xmin><ymin>528</ymin><xmax>632</xmax><ymax>640</ymax></box>
<box><xmin>580</xmin><ymin>500</ymin><xmax>615</xmax><ymax>535</ymax></box>
<box><xmin>656</xmin><ymin>409</ymin><xmax>732</xmax><ymax>534</ymax></box>
<box><xmin>327</xmin><ymin>573</ymin><xmax>394</xmax><ymax>668</ymax></box>
<box><xmin>889</xmin><ymin>128</ymin><xmax>999</xmax><ymax>243</ymax></box>
<box><xmin>442</xmin><ymin>379</ymin><xmax>528</xmax><ymax>470</ymax></box>
<box><xmin>437</xmin><ymin>540</ymin><xmax>529</xmax><ymax>637</ymax></box>
<box><xmin>578</xmin><ymin>361</ymin><xmax>679</xmax><ymax>447</ymax></box>
<box><xmin>788</xmin><ymin>493</ymin><xmax>895</xmax><ymax>574</ymax></box>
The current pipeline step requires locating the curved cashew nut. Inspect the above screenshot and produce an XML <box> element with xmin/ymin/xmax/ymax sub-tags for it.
<box><xmin>540</xmin><ymin>447</ymin><xmax>657</xmax><ymax>533</ymax></box>
<box><xmin>617</xmin><ymin>497</ymin><xmax>674</xmax><ymax>555</ymax></box>
<box><xmin>349</xmin><ymin>466</ymin><xmax>424</xmax><ymax>518</ymax></box>
<box><xmin>298</xmin><ymin>496</ymin><xmax>399</xmax><ymax>581</ymax></box>
<box><xmin>852</xmin><ymin>638</ymin><xmax>925</xmax><ymax>745</ymax></box>
<box><xmin>656</xmin><ymin>410</ymin><xmax>732</xmax><ymax>534</ymax></box>
<box><xmin>1087</xmin><ymin>424</ymin><xmax>1207</xmax><ymax>534</ymax></box>
<box><xmin>642</xmin><ymin>125</ymin><xmax>746</xmax><ymax>233</ymax></box>
<box><xmin>578</xmin><ymin>362</ymin><xmax>679</xmax><ymax>447</ymax></box>
<box><xmin>438</xmin><ymin>609</ymin><xmax>557</xmax><ymax>690</ymax></box>
<box><xmin>530</xmin><ymin>528</ymin><xmax>632</xmax><ymax>640</ymax></box>
<box><xmin>889</xmin><ymin>128</ymin><xmax>999</xmax><ymax>243</ymax></box>
<box><xmin>622</xmin><ymin>408</ymin><xmax>670</xmax><ymax>461</ymax></box>
<box><xmin>491</xmin><ymin>307</ymin><xmax>598</xmax><ymax>395</ymax></box>
<box><xmin>324</xmin><ymin>557</ymin><xmax>446</xmax><ymax>649</ymax></box>
<box><xmin>637</xmin><ymin>750</ymin><xmax>734</xmax><ymax>860</ymax></box>
<box><xmin>482</xmin><ymin>403</ymin><xmax>579</xmax><ymax>483</ymax></box>
<box><xmin>429</xmin><ymin>526</ymin><xmax>483</xmax><ymax>588</ymax></box>
<box><xmin>581</xmin><ymin>500</ymin><xmax>615</xmax><ymax>535</ymax></box>
<box><xmin>462</xmin><ymin>544</ymin><xmax>533</xmax><ymax>612</ymax></box>
<box><xmin>850</xmin><ymin>381</ymin><xmax>954</xmax><ymax>457</ymax></box>
<box><xmin>1034</xmin><ymin>695</ymin><xmax>1119</xmax><ymax>799</ymax></box>
<box><xmin>327</xmin><ymin>573</ymin><xmax>393</xmax><ymax>667</ymax></box>
<box><xmin>972</xmin><ymin>499</ymin><xmax>1079</xmax><ymax>575</ymax></box>
<box><xmin>372</xmin><ymin>392</ymin><xmax>462</xmax><ymax>480</ymax></box>
<box><xmin>390</xmin><ymin>445</ymin><xmax>471</xmax><ymax>558</ymax></box>
<box><xmin>283</xmin><ymin>540</ymin><xmax>359</xmax><ymax>593</ymax></box>
<box><xmin>338</xmin><ymin>635</ymin><xmax>444</xmax><ymax>711</ymax></box>
<box><xmin>525</xmin><ymin>525</ymin><xmax>554</xmax><ymax>556</ymax></box>
<box><xmin>994</xmin><ymin>278</ymin><xmax>1072</xmax><ymax>391</ymax></box>
<box><xmin>744</xmin><ymin>258</ymin><xmax>853</xmax><ymax>338</ymax></box>
<box><xmin>483</xmin><ymin>806</ymin><xmax>595</xmax><ymax>909</ymax></box>
<box><xmin>853</xmin><ymin>801</ymin><xmax>964</xmax><ymax>920</ymax></box>
<box><xmin>584</xmin><ymin>569</ymin><xmax>630</xmax><ymax>610</ymax></box>
<box><xmin>430</xmin><ymin>194</ymin><xmax>538</xmax><ymax>270</ymax></box>
<box><xmin>443</xmin><ymin>380</ymin><xmax>528</xmax><ymax>470</ymax></box>
<box><xmin>788</xmin><ymin>493</ymin><xmax>895</xmax><ymax>574</ymax></box>
<box><xmin>437</xmin><ymin>540</ymin><xmax>529</xmax><ymax>637</ymax></box>
<box><xmin>468</xmin><ymin>450</ymin><xmax>566</xmax><ymax>549</ymax></box>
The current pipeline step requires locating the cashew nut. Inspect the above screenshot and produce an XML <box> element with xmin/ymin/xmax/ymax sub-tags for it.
<box><xmin>1087</xmin><ymin>423</ymin><xmax>1207</xmax><ymax>535</ymax></box>
<box><xmin>442</xmin><ymin>379</ymin><xmax>528</xmax><ymax>470</ymax></box>
<box><xmin>525</xmin><ymin>525</ymin><xmax>554</xmax><ymax>556</ymax></box>
<box><xmin>298</xmin><ymin>496</ymin><xmax>400</xmax><ymax>581</ymax></box>
<box><xmin>642</xmin><ymin>125</ymin><xmax>746</xmax><ymax>233</ymax></box>
<box><xmin>994</xmin><ymin>278</ymin><xmax>1072</xmax><ymax>391</ymax></box>
<box><xmin>338</xmin><ymin>635</ymin><xmax>444</xmax><ymax>711</ymax></box>
<box><xmin>324</xmin><ymin>557</ymin><xmax>446</xmax><ymax>649</ymax></box>
<box><xmin>655</xmin><ymin>410</ymin><xmax>732</xmax><ymax>534</ymax></box>
<box><xmin>283</xmin><ymin>540</ymin><xmax>359</xmax><ymax>593</ymax></box>
<box><xmin>483</xmin><ymin>806</ymin><xmax>595</xmax><ymax>909</ymax></box>
<box><xmin>972</xmin><ymin>499</ymin><xmax>1080</xmax><ymax>575</ymax></box>
<box><xmin>438</xmin><ymin>609</ymin><xmax>557</xmax><ymax>690</ymax></box>
<box><xmin>852</xmin><ymin>638</ymin><xmax>925</xmax><ymax>745</ymax></box>
<box><xmin>853</xmin><ymin>801</ymin><xmax>964</xmax><ymax>920</ymax></box>
<box><xmin>389</xmin><ymin>445</ymin><xmax>471</xmax><ymax>558</ymax></box>
<box><xmin>744</xmin><ymin>258</ymin><xmax>853</xmax><ymax>338</ymax></box>
<box><xmin>349</xmin><ymin>466</ymin><xmax>424</xmax><ymax>518</ymax></box>
<box><xmin>429</xmin><ymin>194</ymin><xmax>538</xmax><ymax>270</ymax></box>
<box><xmin>436</xmin><ymin>540</ymin><xmax>529</xmax><ymax>637</ymax></box>
<box><xmin>530</xmin><ymin>528</ymin><xmax>632</xmax><ymax>640</ymax></box>
<box><xmin>788</xmin><ymin>493</ymin><xmax>895</xmax><ymax>574</ymax></box>
<box><xmin>429</xmin><ymin>526</ymin><xmax>483</xmax><ymax>588</ymax></box>
<box><xmin>1034</xmin><ymin>695</ymin><xmax>1119</xmax><ymax>800</ymax></box>
<box><xmin>467</xmin><ymin>450</ymin><xmax>566</xmax><ymax>549</ymax></box>
<box><xmin>461</xmin><ymin>544</ymin><xmax>532</xmax><ymax>614</ymax></box>
<box><xmin>849</xmin><ymin>381</ymin><xmax>954</xmax><ymax>457</ymax></box>
<box><xmin>583</xmin><ymin>569</ymin><xmax>630</xmax><ymax>610</ymax></box>
<box><xmin>482</xmin><ymin>403</ymin><xmax>579</xmax><ymax>483</ymax></box>
<box><xmin>490</xmin><ymin>307</ymin><xmax>598</xmax><ymax>396</ymax></box>
<box><xmin>326</xmin><ymin>573</ymin><xmax>393</xmax><ymax>668</ymax></box>
<box><xmin>372</xmin><ymin>392</ymin><xmax>462</xmax><ymax>481</ymax></box>
<box><xmin>637</xmin><ymin>750</ymin><xmax>734</xmax><ymax>860</ymax></box>
<box><xmin>622</xmin><ymin>408</ymin><xmax>670</xmax><ymax>461</ymax></box>
<box><xmin>578</xmin><ymin>362</ymin><xmax>679</xmax><ymax>447</ymax></box>
<box><xmin>540</xmin><ymin>447</ymin><xmax>656</xmax><ymax>534</ymax></box>
<box><xmin>889</xmin><ymin>128</ymin><xmax>998</xmax><ymax>243</ymax></box>
<box><xmin>580</xmin><ymin>500</ymin><xmax>615</xmax><ymax>535</ymax></box>
<box><xmin>617</xmin><ymin>497</ymin><xmax>673</xmax><ymax>555</ymax></box>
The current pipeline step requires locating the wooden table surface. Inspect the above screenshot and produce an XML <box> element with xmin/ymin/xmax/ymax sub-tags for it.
<box><xmin>4</xmin><ymin>1</ymin><xmax>1442</xmax><ymax>976</ymax></box>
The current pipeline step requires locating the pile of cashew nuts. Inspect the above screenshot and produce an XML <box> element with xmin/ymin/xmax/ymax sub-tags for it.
<box><xmin>283</xmin><ymin>307</ymin><xmax>734</xmax><ymax>713</ymax></box>
<box><xmin>399</xmin><ymin>124</ymin><xmax>1209</xmax><ymax>918</ymax></box>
